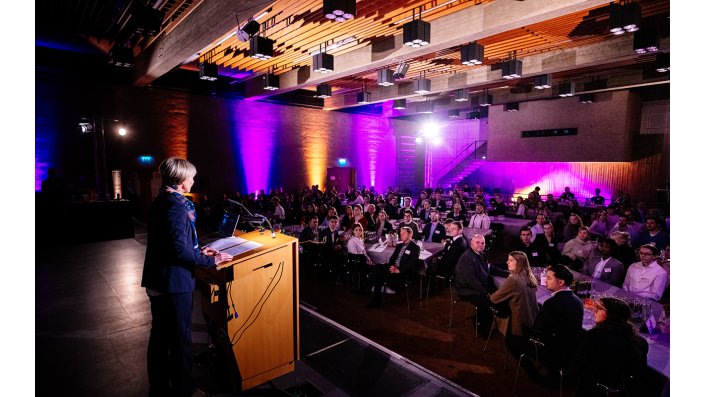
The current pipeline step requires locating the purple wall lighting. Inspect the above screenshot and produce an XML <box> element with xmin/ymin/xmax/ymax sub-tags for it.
<box><xmin>349</xmin><ymin>114</ymin><xmax>397</xmax><ymax>189</ymax></box>
<box><xmin>231</xmin><ymin>102</ymin><xmax>275</xmax><ymax>194</ymax></box>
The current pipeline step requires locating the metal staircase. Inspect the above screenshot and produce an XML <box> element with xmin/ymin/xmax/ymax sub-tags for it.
<box><xmin>435</xmin><ymin>140</ymin><xmax>488</xmax><ymax>188</ymax></box>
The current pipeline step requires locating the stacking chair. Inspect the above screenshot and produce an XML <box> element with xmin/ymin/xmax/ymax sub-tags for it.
<box><xmin>513</xmin><ymin>337</ymin><xmax>570</xmax><ymax>397</ymax></box>
<box><xmin>381</xmin><ymin>278</ymin><xmax>412</xmax><ymax>312</ymax></box>
<box><xmin>447</xmin><ymin>276</ymin><xmax>479</xmax><ymax>339</ymax></box>
<box><xmin>345</xmin><ymin>254</ymin><xmax>368</xmax><ymax>288</ymax></box>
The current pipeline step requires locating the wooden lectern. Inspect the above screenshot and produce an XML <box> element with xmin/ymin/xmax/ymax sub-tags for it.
<box><xmin>196</xmin><ymin>231</ymin><xmax>299</xmax><ymax>391</ymax></box>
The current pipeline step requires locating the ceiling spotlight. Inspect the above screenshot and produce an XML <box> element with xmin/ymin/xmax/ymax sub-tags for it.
<box><xmin>417</xmin><ymin>99</ymin><xmax>433</xmax><ymax>114</ymax></box>
<box><xmin>633</xmin><ymin>27</ymin><xmax>659</xmax><ymax>54</ymax></box>
<box><xmin>118</xmin><ymin>127</ymin><xmax>128</xmax><ymax>136</ymax></box>
<box><xmin>579</xmin><ymin>94</ymin><xmax>595</xmax><ymax>104</ymax></box>
<box><xmin>504</xmin><ymin>102</ymin><xmax>520</xmax><ymax>112</ymax></box>
<box><xmin>454</xmin><ymin>89</ymin><xmax>469</xmax><ymax>102</ymax></box>
<box><xmin>250</xmin><ymin>36</ymin><xmax>274</xmax><ymax>60</ymax></box>
<box><xmin>478</xmin><ymin>89</ymin><xmax>493</xmax><ymax>107</ymax></box>
<box><xmin>460</xmin><ymin>43</ymin><xmax>484</xmax><ymax>66</ymax></box>
<box><xmin>262</xmin><ymin>73</ymin><xmax>279</xmax><ymax>90</ymax></box>
<box><xmin>449</xmin><ymin>109</ymin><xmax>460</xmax><ymax>118</ymax></box>
<box><xmin>558</xmin><ymin>81</ymin><xmax>575</xmax><ymax>97</ymax></box>
<box><xmin>357</xmin><ymin>91</ymin><xmax>371</xmax><ymax>104</ymax></box>
<box><xmin>377</xmin><ymin>69</ymin><xmax>395</xmax><ymax>86</ymax></box>
<box><xmin>501</xmin><ymin>59</ymin><xmax>522</xmax><ymax>79</ymax></box>
<box><xmin>134</xmin><ymin>5</ymin><xmax>165</xmax><ymax>36</ymax></box>
<box><xmin>403</xmin><ymin>9</ymin><xmax>430</xmax><ymax>47</ymax></box>
<box><xmin>312</xmin><ymin>52</ymin><xmax>334</xmax><ymax>73</ymax></box>
<box><xmin>315</xmin><ymin>83</ymin><xmax>332</xmax><ymax>98</ymax></box>
<box><xmin>655</xmin><ymin>52</ymin><xmax>670</xmax><ymax>73</ymax></box>
<box><xmin>108</xmin><ymin>46</ymin><xmax>134</xmax><ymax>68</ymax></box>
<box><xmin>533</xmin><ymin>74</ymin><xmax>552</xmax><ymax>89</ymax></box>
<box><xmin>393</xmin><ymin>61</ymin><xmax>409</xmax><ymax>79</ymax></box>
<box><xmin>393</xmin><ymin>99</ymin><xmax>407</xmax><ymax>110</ymax></box>
<box><xmin>236</xmin><ymin>19</ymin><xmax>261</xmax><ymax>42</ymax></box>
<box><xmin>199</xmin><ymin>62</ymin><xmax>218</xmax><ymax>81</ymax></box>
<box><xmin>467</xmin><ymin>106</ymin><xmax>488</xmax><ymax>119</ymax></box>
<box><xmin>609</xmin><ymin>2</ymin><xmax>641</xmax><ymax>36</ymax></box>
<box><xmin>323</xmin><ymin>0</ymin><xmax>356</xmax><ymax>22</ymax></box>
<box><xmin>414</xmin><ymin>72</ymin><xmax>431</xmax><ymax>94</ymax></box>
<box><xmin>78</xmin><ymin>122</ymin><xmax>94</xmax><ymax>134</ymax></box>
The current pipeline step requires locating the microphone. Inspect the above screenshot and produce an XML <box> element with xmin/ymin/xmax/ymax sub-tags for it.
<box><xmin>227</xmin><ymin>199</ymin><xmax>276</xmax><ymax>238</ymax></box>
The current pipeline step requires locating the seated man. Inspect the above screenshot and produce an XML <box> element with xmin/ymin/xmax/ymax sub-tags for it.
<box><xmin>521</xmin><ymin>265</ymin><xmax>584</xmax><ymax>385</ymax></box>
<box><xmin>609</xmin><ymin>214</ymin><xmax>639</xmax><ymax>245</ymax></box>
<box><xmin>448</xmin><ymin>203</ymin><xmax>466</xmax><ymax>226</ymax></box>
<box><xmin>430</xmin><ymin>191</ymin><xmax>447</xmax><ymax>212</ymax></box>
<box><xmin>530</xmin><ymin>214</ymin><xmax>547</xmax><ymax>242</ymax></box>
<box><xmin>512</xmin><ymin>226</ymin><xmax>547</xmax><ymax>268</ymax></box>
<box><xmin>589</xmin><ymin>188</ymin><xmax>605</xmax><ymax>206</ymax></box>
<box><xmin>559</xmin><ymin>186</ymin><xmax>575</xmax><ymax>203</ymax></box>
<box><xmin>385</xmin><ymin>196</ymin><xmax>400</xmax><ymax>220</ymax></box>
<box><xmin>431</xmin><ymin>221</ymin><xmax>466</xmax><ymax>280</ymax></box>
<box><xmin>544</xmin><ymin>194</ymin><xmax>559</xmax><ymax>211</ymax></box>
<box><xmin>421</xmin><ymin>209</ymin><xmax>446</xmax><ymax>243</ymax></box>
<box><xmin>489</xmin><ymin>192</ymin><xmax>507</xmax><ymax>216</ymax></box>
<box><xmin>397</xmin><ymin>209</ymin><xmax>421</xmax><ymax>240</ymax></box>
<box><xmin>365</xmin><ymin>227</ymin><xmax>420</xmax><ymax>308</ymax></box>
<box><xmin>622</xmin><ymin>244</ymin><xmax>668</xmax><ymax>301</ymax></box>
<box><xmin>418</xmin><ymin>199</ymin><xmax>433</xmax><ymax>224</ymax></box>
<box><xmin>561</xmin><ymin>226</ymin><xmax>594</xmax><ymax>270</ymax></box>
<box><xmin>398</xmin><ymin>196</ymin><xmax>416</xmax><ymax>218</ymax></box>
<box><xmin>581</xmin><ymin>238</ymin><xmax>625</xmax><ymax>287</ymax></box>
<box><xmin>319</xmin><ymin>216</ymin><xmax>347</xmax><ymax>283</ymax></box>
<box><xmin>467</xmin><ymin>203</ymin><xmax>491</xmax><ymax>229</ymax></box>
<box><xmin>414</xmin><ymin>191</ymin><xmax>428</xmax><ymax>211</ymax></box>
<box><xmin>632</xmin><ymin>216</ymin><xmax>669</xmax><ymax>251</ymax></box>
<box><xmin>454</xmin><ymin>234</ymin><xmax>509</xmax><ymax>334</ymax></box>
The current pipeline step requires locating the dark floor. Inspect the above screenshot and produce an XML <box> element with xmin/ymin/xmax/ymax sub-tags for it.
<box><xmin>35</xmin><ymin>226</ymin><xmax>668</xmax><ymax>396</ymax></box>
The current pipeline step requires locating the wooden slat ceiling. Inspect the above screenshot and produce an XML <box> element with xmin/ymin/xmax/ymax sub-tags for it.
<box><xmin>194</xmin><ymin>0</ymin><xmax>668</xmax><ymax>98</ymax></box>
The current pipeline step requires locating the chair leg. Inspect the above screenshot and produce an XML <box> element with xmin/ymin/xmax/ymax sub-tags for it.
<box><xmin>406</xmin><ymin>285</ymin><xmax>411</xmax><ymax>313</ymax></box>
<box><xmin>514</xmin><ymin>353</ymin><xmax>526</xmax><ymax>392</ymax></box>
<box><xmin>483</xmin><ymin>317</ymin><xmax>496</xmax><ymax>352</ymax></box>
<box><xmin>474</xmin><ymin>306</ymin><xmax>479</xmax><ymax>340</ymax></box>
<box><xmin>559</xmin><ymin>369</ymin><xmax>564</xmax><ymax>397</ymax></box>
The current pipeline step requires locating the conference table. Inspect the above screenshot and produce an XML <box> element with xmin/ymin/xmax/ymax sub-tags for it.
<box><xmin>365</xmin><ymin>240</ymin><xmax>446</xmax><ymax>298</ymax></box>
<box><xmin>493</xmin><ymin>270</ymin><xmax>669</xmax><ymax>377</ymax></box>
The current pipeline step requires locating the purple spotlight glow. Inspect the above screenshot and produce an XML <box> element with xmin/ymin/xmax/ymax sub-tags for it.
<box><xmin>231</xmin><ymin>102</ymin><xmax>274</xmax><ymax>194</ymax></box>
<box><xmin>350</xmin><ymin>115</ymin><xmax>396</xmax><ymax>189</ymax></box>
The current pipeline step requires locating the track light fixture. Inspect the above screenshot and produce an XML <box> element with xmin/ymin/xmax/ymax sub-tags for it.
<box><xmin>504</xmin><ymin>102</ymin><xmax>520</xmax><ymax>112</ymax></box>
<box><xmin>403</xmin><ymin>8</ymin><xmax>430</xmax><ymax>48</ymax></box>
<box><xmin>655</xmin><ymin>52</ymin><xmax>669</xmax><ymax>73</ymax></box>
<box><xmin>533</xmin><ymin>74</ymin><xmax>552</xmax><ymax>89</ymax></box>
<box><xmin>393</xmin><ymin>61</ymin><xmax>410</xmax><ymax>79</ymax></box>
<box><xmin>417</xmin><ymin>98</ymin><xmax>433</xmax><ymax>114</ymax></box>
<box><xmin>467</xmin><ymin>106</ymin><xmax>488</xmax><ymax>119</ymax></box>
<box><xmin>558</xmin><ymin>81</ymin><xmax>575</xmax><ymax>97</ymax></box>
<box><xmin>501</xmin><ymin>52</ymin><xmax>522</xmax><ymax>79</ymax></box>
<box><xmin>460</xmin><ymin>43</ymin><xmax>484</xmax><ymax>66</ymax></box>
<box><xmin>393</xmin><ymin>99</ymin><xmax>407</xmax><ymax>109</ymax></box>
<box><xmin>312</xmin><ymin>43</ymin><xmax>334</xmax><ymax>73</ymax></box>
<box><xmin>250</xmin><ymin>36</ymin><xmax>274</xmax><ymax>60</ymax></box>
<box><xmin>377</xmin><ymin>69</ymin><xmax>395</xmax><ymax>86</ymax></box>
<box><xmin>199</xmin><ymin>62</ymin><xmax>218</xmax><ymax>81</ymax></box>
<box><xmin>609</xmin><ymin>1</ymin><xmax>641</xmax><ymax>35</ymax></box>
<box><xmin>315</xmin><ymin>83</ymin><xmax>332</xmax><ymax>98</ymax></box>
<box><xmin>108</xmin><ymin>45</ymin><xmax>134</xmax><ymax>68</ymax></box>
<box><xmin>323</xmin><ymin>0</ymin><xmax>356</xmax><ymax>22</ymax></box>
<box><xmin>414</xmin><ymin>71</ymin><xmax>431</xmax><ymax>94</ymax></box>
<box><xmin>633</xmin><ymin>27</ymin><xmax>659</xmax><ymax>54</ymax></box>
<box><xmin>454</xmin><ymin>88</ymin><xmax>469</xmax><ymax>102</ymax></box>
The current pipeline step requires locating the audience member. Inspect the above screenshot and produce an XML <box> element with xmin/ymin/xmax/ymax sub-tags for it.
<box><xmin>632</xmin><ymin>216</ymin><xmax>669</xmax><ymax>251</ymax></box>
<box><xmin>562</xmin><ymin>226</ymin><xmax>594</xmax><ymax>270</ymax></box>
<box><xmin>397</xmin><ymin>209</ymin><xmax>421</xmax><ymax>240</ymax></box>
<box><xmin>571</xmin><ymin>297</ymin><xmax>648</xmax><ymax>397</ymax></box>
<box><xmin>581</xmin><ymin>239</ymin><xmax>625</xmax><ymax>286</ymax></box>
<box><xmin>588</xmin><ymin>210</ymin><xmax>611</xmax><ymax>240</ymax></box>
<box><xmin>562</xmin><ymin>213</ymin><xmax>583</xmax><ymax>243</ymax></box>
<box><xmin>515</xmin><ymin>196</ymin><xmax>527</xmax><ymax>218</ymax></box>
<box><xmin>489</xmin><ymin>192</ymin><xmax>507</xmax><ymax>215</ymax></box>
<box><xmin>622</xmin><ymin>244</ymin><xmax>668</xmax><ymax>301</ymax></box>
<box><xmin>365</xmin><ymin>227</ymin><xmax>420</xmax><ymax>308</ymax></box>
<box><xmin>589</xmin><ymin>188</ymin><xmax>605</xmax><ymax>206</ymax></box>
<box><xmin>373</xmin><ymin>210</ymin><xmax>394</xmax><ymax>236</ymax></box>
<box><xmin>448</xmin><ymin>203</ymin><xmax>466</xmax><ymax>225</ymax></box>
<box><xmin>544</xmin><ymin>194</ymin><xmax>559</xmax><ymax>211</ymax></box>
<box><xmin>340</xmin><ymin>205</ymin><xmax>354</xmax><ymax>231</ymax></box>
<box><xmin>529</xmin><ymin>214</ymin><xmax>547</xmax><ymax>242</ymax></box>
<box><xmin>430</xmin><ymin>191</ymin><xmax>447</xmax><ymax>211</ymax></box>
<box><xmin>418</xmin><ymin>199</ymin><xmax>433</xmax><ymax>223</ymax></box>
<box><xmin>468</xmin><ymin>203</ymin><xmax>491</xmax><ymax>229</ymax></box>
<box><xmin>610</xmin><ymin>231</ymin><xmax>638</xmax><ymax>270</ymax></box>
<box><xmin>398</xmin><ymin>196</ymin><xmax>416</xmax><ymax>218</ymax></box>
<box><xmin>513</xmin><ymin>227</ymin><xmax>547</xmax><ymax>268</ymax></box>
<box><xmin>559</xmin><ymin>187</ymin><xmax>575</xmax><ymax>203</ymax></box>
<box><xmin>421</xmin><ymin>209</ymin><xmax>446</xmax><ymax>243</ymax></box>
<box><xmin>320</xmin><ymin>216</ymin><xmax>346</xmax><ymax>284</ymax></box>
<box><xmin>364</xmin><ymin>204</ymin><xmax>377</xmax><ymax>231</ymax></box>
<box><xmin>351</xmin><ymin>204</ymin><xmax>368</xmax><ymax>230</ymax></box>
<box><xmin>533</xmin><ymin>223</ymin><xmax>562</xmax><ymax>266</ymax></box>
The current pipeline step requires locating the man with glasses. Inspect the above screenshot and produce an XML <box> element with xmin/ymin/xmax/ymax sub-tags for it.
<box><xmin>622</xmin><ymin>244</ymin><xmax>668</xmax><ymax>301</ymax></box>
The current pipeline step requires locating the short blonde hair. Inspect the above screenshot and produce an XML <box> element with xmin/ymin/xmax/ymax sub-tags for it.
<box><xmin>159</xmin><ymin>157</ymin><xmax>197</xmax><ymax>187</ymax></box>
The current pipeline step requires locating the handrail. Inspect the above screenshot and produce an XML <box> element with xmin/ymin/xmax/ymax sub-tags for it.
<box><xmin>433</xmin><ymin>139</ymin><xmax>487</xmax><ymax>181</ymax></box>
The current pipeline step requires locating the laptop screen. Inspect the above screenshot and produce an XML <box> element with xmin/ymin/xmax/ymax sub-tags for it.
<box><xmin>217</xmin><ymin>211</ymin><xmax>240</xmax><ymax>236</ymax></box>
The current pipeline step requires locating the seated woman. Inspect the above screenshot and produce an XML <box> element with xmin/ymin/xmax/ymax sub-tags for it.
<box><xmin>563</xmin><ymin>213</ymin><xmax>584</xmax><ymax>243</ymax></box>
<box><xmin>373</xmin><ymin>210</ymin><xmax>394</xmax><ymax>237</ymax></box>
<box><xmin>588</xmin><ymin>210</ymin><xmax>611</xmax><ymax>240</ymax></box>
<box><xmin>572</xmin><ymin>297</ymin><xmax>648</xmax><ymax>397</ymax></box>
<box><xmin>514</xmin><ymin>196</ymin><xmax>527</xmax><ymax>219</ymax></box>
<box><xmin>347</xmin><ymin>223</ymin><xmax>375</xmax><ymax>277</ymax></box>
<box><xmin>340</xmin><ymin>205</ymin><xmax>354</xmax><ymax>232</ymax></box>
<box><xmin>533</xmin><ymin>222</ymin><xmax>562</xmax><ymax>265</ymax></box>
<box><xmin>351</xmin><ymin>204</ymin><xmax>368</xmax><ymax>230</ymax></box>
<box><xmin>490</xmin><ymin>251</ymin><xmax>540</xmax><ymax>342</ymax></box>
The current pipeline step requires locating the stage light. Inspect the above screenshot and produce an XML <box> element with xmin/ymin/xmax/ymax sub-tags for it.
<box><xmin>655</xmin><ymin>52</ymin><xmax>669</xmax><ymax>73</ymax></box>
<box><xmin>403</xmin><ymin>9</ymin><xmax>430</xmax><ymax>47</ymax></box>
<box><xmin>414</xmin><ymin>72</ymin><xmax>431</xmax><ymax>94</ymax></box>
<box><xmin>579</xmin><ymin>94</ymin><xmax>595</xmax><ymax>104</ymax></box>
<box><xmin>501</xmin><ymin>59</ymin><xmax>522</xmax><ymax>79</ymax></box>
<box><xmin>312</xmin><ymin>52</ymin><xmax>334</xmax><ymax>73</ymax></box>
<box><xmin>337</xmin><ymin>157</ymin><xmax>348</xmax><ymax>166</ymax></box>
<box><xmin>236</xmin><ymin>19</ymin><xmax>261</xmax><ymax>42</ymax></box>
<box><xmin>504</xmin><ymin>102</ymin><xmax>520</xmax><ymax>112</ymax></box>
<box><xmin>558</xmin><ymin>81</ymin><xmax>575</xmax><ymax>97</ymax></box>
<box><xmin>449</xmin><ymin>109</ymin><xmax>460</xmax><ymax>118</ymax></box>
<box><xmin>108</xmin><ymin>46</ymin><xmax>134</xmax><ymax>68</ymax></box>
<box><xmin>479</xmin><ymin>89</ymin><xmax>493</xmax><ymax>107</ymax></box>
<box><xmin>420</xmin><ymin>121</ymin><xmax>439</xmax><ymax>138</ymax></box>
<box><xmin>394</xmin><ymin>61</ymin><xmax>409</xmax><ymax>79</ymax></box>
<box><xmin>118</xmin><ymin>127</ymin><xmax>127</xmax><ymax>136</ymax></box>
<box><xmin>454</xmin><ymin>89</ymin><xmax>469</xmax><ymax>102</ymax></box>
<box><xmin>460</xmin><ymin>43</ymin><xmax>484</xmax><ymax>65</ymax></box>
<box><xmin>533</xmin><ymin>74</ymin><xmax>552</xmax><ymax>89</ymax></box>
<box><xmin>393</xmin><ymin>99</ymin><xmax>407</xmax><ymax>109</ymax></box>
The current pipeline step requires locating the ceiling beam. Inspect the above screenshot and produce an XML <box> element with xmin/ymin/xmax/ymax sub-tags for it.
<box><xmin>243</xmin><ymin>0</ymin><xmax>613</xmax><ymax>99</ymax></box>
<box><xmin>132</xmin><ymin>0</ymin><xmax>269</xmax><ymax>87</ymax></box>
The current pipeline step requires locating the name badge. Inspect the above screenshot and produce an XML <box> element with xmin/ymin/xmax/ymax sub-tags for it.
<box><xmin>604</xmin><ymin>268</ymin><xmax>612</xmax><ymax>273</ymax></box>
<box><xmin>435</xmin><ymin>230</ymin><xmax>440</xmax><ymax>234</ymax></box>
<box><xmin>532</xmin><ymin>252</ymin><xmax>539</xmax><ymax>257</ymax></box>
<box><xmin>405</xmin><ymin>250</ymin><xmax>411</xmax><ymax>255</ymax></box>
<box><xmin>549</xmin><ymin>243</ymin><xmax>554</xmax><ymax>247</ymax></box>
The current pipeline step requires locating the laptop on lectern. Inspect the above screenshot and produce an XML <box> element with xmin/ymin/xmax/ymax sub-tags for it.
<box><xmin>199</xmin><ymin>211</ymin><xmax>240</xmax><ymax>246</ymax></box>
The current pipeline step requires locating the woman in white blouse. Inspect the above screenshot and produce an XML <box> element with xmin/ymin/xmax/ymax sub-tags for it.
<box><xmin>347</xmin><ymin>223</ymin><xmax>374</xmax><ymax>265</ymax></box>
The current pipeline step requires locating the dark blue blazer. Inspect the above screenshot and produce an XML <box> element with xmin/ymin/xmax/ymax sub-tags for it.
<box><xmin>141</xmin><ymin>191</ymin><xmax>215</xmax><ymax>294</ymax></box>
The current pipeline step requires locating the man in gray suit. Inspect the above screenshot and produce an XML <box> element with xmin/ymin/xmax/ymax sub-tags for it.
<box><xmin>581</xmin><ymin>238</ymin><xmax>625</xmax><ymax>286</ymax></box>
